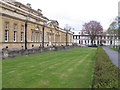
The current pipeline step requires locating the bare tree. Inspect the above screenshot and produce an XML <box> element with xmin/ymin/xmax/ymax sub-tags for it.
<box><xmin>64</xmin><ymin>24</ymin><xmax>72</xmax><ymax>31</ymax></box>
<box><xmin>64</xmin><ymin>24</ymin><xmax>72</xmax><ymax>46</ymax></box>
<box><xmin>83</xmin><ymin>21</ymin><xmax>103</xmax><ymax>45</ymax></box>
<box><xmin>108</xmin><ymin>16</ymin><xmax>119</xmax><ymax>47</ymax></box>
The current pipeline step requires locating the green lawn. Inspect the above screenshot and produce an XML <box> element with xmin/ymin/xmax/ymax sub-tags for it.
<box><xmin>3</xmin><ymin>47</ymin><xmax>97</xmax><ymax>88</ymax></box>
<box><xmin>0</xmin><ymin>60</ymin><xmax>2</xmax><ymax>89</ymax></box>
<box><xmin>111</xmin><ymin>48</ymin><xmax>120</xmax><ymax>52</ymax></box>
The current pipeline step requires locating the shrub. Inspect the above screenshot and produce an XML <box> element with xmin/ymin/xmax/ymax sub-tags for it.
<box><xmin>88</xmin><ymin>45</ymin><xmax>98</xmax><ymax>47</ymax></box>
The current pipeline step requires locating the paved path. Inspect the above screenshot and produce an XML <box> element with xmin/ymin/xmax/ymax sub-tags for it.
<box><xmin>102</xmin><ymin>46</ymin><xmax>120</xmax><ymax>68</ymax></box>
<box><xmin>0</xmin><ymin>52</ymin><xmax>2</xmax><ymax>60</ymax></box>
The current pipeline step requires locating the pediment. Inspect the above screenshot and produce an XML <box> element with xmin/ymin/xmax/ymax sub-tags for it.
<box><xmin>47</xmin><ymin>23</ymin><xmax>54</xmax><ymax>28</ymax></box>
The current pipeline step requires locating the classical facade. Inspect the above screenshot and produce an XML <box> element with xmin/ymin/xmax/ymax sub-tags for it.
<box><xmin>0</xmin><ymin>0</ymin><xmax>73</xmax><ymax>50</ymax></box>
<box><xmin>71</xmin><ymin>30</ymin><xmax>120</xmax><ymax>47</ymax></box>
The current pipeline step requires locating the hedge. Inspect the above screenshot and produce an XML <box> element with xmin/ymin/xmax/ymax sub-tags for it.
<box><xmin>88</xmin><ymin>45</ymin><xmax>98</xmax><ymax>47</ymax></box>
<box><xmin>92</xmin><ymin>46</ymin><xmax>120</xmax><ymax>88</ymax></box>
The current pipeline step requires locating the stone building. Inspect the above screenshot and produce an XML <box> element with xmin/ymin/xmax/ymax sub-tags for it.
<box><xmin>72</xmin><ymin>30</ymin><xmax>120</xmax><ymax>47</ymax></box>
<box><xmin>0</xmin><ymin>0</ymin><xmax>73</xmax><ymax>50</ymax></box>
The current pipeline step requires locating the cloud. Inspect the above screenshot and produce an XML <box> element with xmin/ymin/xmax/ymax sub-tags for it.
<box><xmin>17</xmin><ymin>0</ymin><xmax>119</xmax><ymax>30</ymax></box>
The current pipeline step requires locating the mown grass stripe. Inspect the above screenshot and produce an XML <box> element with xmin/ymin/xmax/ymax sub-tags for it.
<box><xmin>3</xmin><ymin>47</ymin><xmax>97</xmax><ymax>88</ymax></box>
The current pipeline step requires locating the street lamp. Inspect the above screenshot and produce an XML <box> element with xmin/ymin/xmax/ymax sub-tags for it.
<box><xmin>25</xmin><ymin>22</ymin><xmax>27</xmax><ymax>50</ymax></box>
<box><xmin>66</xmin><ymin>30</ymin><xmax>68</xmax><ymax>46</ymax></box>
<box><xmin>64</xmin><ymin>24</ymin><xmax>71</xmax><ymax>46</ymax></box>
<box><xmin>42</xmin><ymin>22</ymin><xmax>47</xmax><ymax>48</ymax></box>
<box><xmin>25</xmin><ymin>17</ymin><xmax>29</xmax><ymax>50</ymax></box>
<box><xmin>113</xmin><ymin>30</ymin><xmax>116</xmax><ymax>48</ymax></box>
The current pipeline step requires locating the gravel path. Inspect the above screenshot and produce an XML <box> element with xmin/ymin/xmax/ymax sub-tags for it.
<box><xmin>102</xmin><ymin>46</ymin><xmax>120</xmax><ymax>68</ymax></box>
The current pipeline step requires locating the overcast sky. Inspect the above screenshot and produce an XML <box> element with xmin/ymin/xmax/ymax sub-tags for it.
<box><xmin>17</xmin><ymin>0</ymin><xmax>119</xmax><ymax>30</ymax></box>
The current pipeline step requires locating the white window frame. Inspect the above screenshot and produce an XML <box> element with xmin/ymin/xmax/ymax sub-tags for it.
<box><xmin>5</xmin><ymin>22</ymin><xmax>9</xmax><ymax>29</ymax></box>
<box><xmin>40</xmin><ymin>32</ymin><xmax>42</xmax><ymax>42</ymax></box>
<box><xmin>5</xmin><ymin>30</ymin><xmax>8</xmax><ymax>42</ymax></box>
<box><xmin>36</xmin><ymin>32</ymin><xmax>39</xmax><ymax>42</ymax></box>
<box><xmin>21</xmin><ymin>32</ymin><xmax>24</xmax><ymax>42</ymax></box>
<box><xmin>14</xmin><ymin>31</ymin><xmax>17</xmax><ymax>42</ymax></box>
<box><xmin>21</xmin><ymin>25</ymin><xmax>24</xmax><ymax>31</ymax></box>
<box><xmin>31</xmin><ymin>31</ymin><xmax>34</xmax><ymax>42</ymax></box>
<box><xmin>4</xmin><ymin>22</ymin><xmax>9</xmax><ymax>42</ymax></box>
<box><xmin>14</xmin><ymin>24</ymin><xmax>17</xmax><ymax>31</ymax></box>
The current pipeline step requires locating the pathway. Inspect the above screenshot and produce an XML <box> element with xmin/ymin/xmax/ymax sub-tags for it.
<box><xmin>102</xmin><ymin>46</ymin><xmax>120</xmax><ymax>68</ymax></box>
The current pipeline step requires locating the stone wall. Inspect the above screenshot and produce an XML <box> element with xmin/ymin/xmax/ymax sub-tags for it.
<box><xmin>1</xmin><ymin>45</ymin><xmax>77</xmax><ymax>59</ymax></box>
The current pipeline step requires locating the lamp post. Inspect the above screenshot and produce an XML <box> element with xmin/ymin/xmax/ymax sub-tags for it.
<box><xmin>118</xmin><ymin>17</ymin><xmax>120</xmax><ymax>49</ymax></box>
<box><xmin>25</xmin><ymin>22</ymin><xmax>27</xmax><ymax>50</ymax></box>
<box><xmin>66</xmin><ymin>30</ymin><xmax>68</xmax><ymax>46</ymax></box>
<box><xmin>25</xmin><ymin>17</ymin><xmax>29</xmax><ymax>50</ymax></box>
<box><xmin>113</xmin><ymin>30</ymin><xmax>116</xmax><ymax>48</ymax></box>
<box><xmin>65</xmin><ymin>24</ymin><xmax>71</xmax><ymax>46</ymax></box>
<box><xmin>42</xmin><ymin>22</ymin><xmax>47</xmax><ymax>48</ymax></box>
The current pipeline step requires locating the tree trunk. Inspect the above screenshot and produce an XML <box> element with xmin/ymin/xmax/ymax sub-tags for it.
<box><xmin>91</xmin><ymin>39</ymin><xmax>94</xmax><ymax>45</ymax></box>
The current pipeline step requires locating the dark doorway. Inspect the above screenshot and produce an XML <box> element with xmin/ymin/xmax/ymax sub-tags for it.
<box><xmin>97</xmin><ymin>41</ymin><xmax>99</xmax><ymax>45</ymax></box>
<box><xmin>110</xmin><ymin>40</ymin><xmax>112</xmax><ymax>45</ymax></box>
<box><xmin>79</xmin><ymin>40</ymin><xmax>80</xmax><ymax>44</ymax></box>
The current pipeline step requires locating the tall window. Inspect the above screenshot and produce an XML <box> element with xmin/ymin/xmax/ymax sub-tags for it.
<box><xmin>40</xmin><ymin>32</ymin><xmax>42</xmax><ymax>42</ymax></box>
<box><xmin>13</xmin><ymin>24</ymin><xmax>17</xmax><ymax>42</ymax></box>
<box><xmin>21</xmin><ymin>32</ymin><xmax>24</xmax><ymax>42</ymax></box>
<box><xmin>14</xmin><ymin>31</ymin><xmax>16</xmax><ymax>42</ymax></box>
<box><xmin>21</xmin><ymin>25</ymin><xmax>24</xmax><ymax>42</ymax></box>
<box><xmin>5</xmin><ymin>22</ymin><xmax>9</xmax><ymax>29</ymax></box>
<box><xmin>31</xmin><ymin>31</ymin><xmax>34</xmax><ymax>42</ymax></box>
<box><xmin>36</xmin><ymin>32</ymin><xmax>39</xmax><ymax>42</ymax></box>
<box><xmin>5</xmin><ymin>22</ymin><xmax>9</xmax><ymax>42</ymax></box>
<box><xmin>5</xmin><ymin>30</ymin><xmax>8</xmax><ymax>42</ymax></box>
<box><xmin>21</xmin><ymin>25</ymin><xmax>24</xmax><ymax>31</ymax></box>
<box><xmin>14</xmin><ymin>24</ymin><xmax>17</xmax><ymax>30</ymax></box>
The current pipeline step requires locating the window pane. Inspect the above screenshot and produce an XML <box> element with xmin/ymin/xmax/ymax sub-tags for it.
<box><xmin>14</xmin><ymin>24</ymin><xmax>17</xmax><ymax>30</ymax></box>
<box><xmin>14</xmin><ymin>31</ymin><xmax>16</xmax><ymax>41</ymax></box>
<box><xmin>21</xmin><ymin>32</ymin><xmax>24</xmax><ymax>41</ymax></box>
<box><xmin>5</xmin><ymin>30</ymin><xmax>8</xmax><ymax>41</ymax></box>
<box><xmin>21</xmin><ymin>25</ymin><xmax>24</xmax><ymax>31</ymax></box>
<box><xmin>5</xmin><ymin>22</ymin><xmax>9</xmax><ymax>29</ymax></box>
<box><xmin>32</xmin><ymin>31</ymin><xmax>34</xmax><ymax>41</ymax></box>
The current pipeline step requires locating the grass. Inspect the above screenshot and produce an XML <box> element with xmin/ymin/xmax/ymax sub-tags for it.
<box><xmin>93</xmin><ymin>46</ymin><xmax>120</xmax><ymax>88</ymax></box>
<box><xmin>3</xmin><ymin>47</ymin><xmax>97</xmax><ymax>88</ymax></box>
<box><xmin>0</xmin><ymin>60</ymin><xmax>2</xmax><ymax>90</ymax></box>
<box><xmin>111</xmin><ymin>48</ymin><xmax>120</xmax><ymax>52</ymax></box>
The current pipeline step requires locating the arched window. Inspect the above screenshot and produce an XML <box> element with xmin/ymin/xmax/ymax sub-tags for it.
<box><xmin>35</xmin><ymin>26</ymin><xmax>39</xmax><ymax>31</ymax></box>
